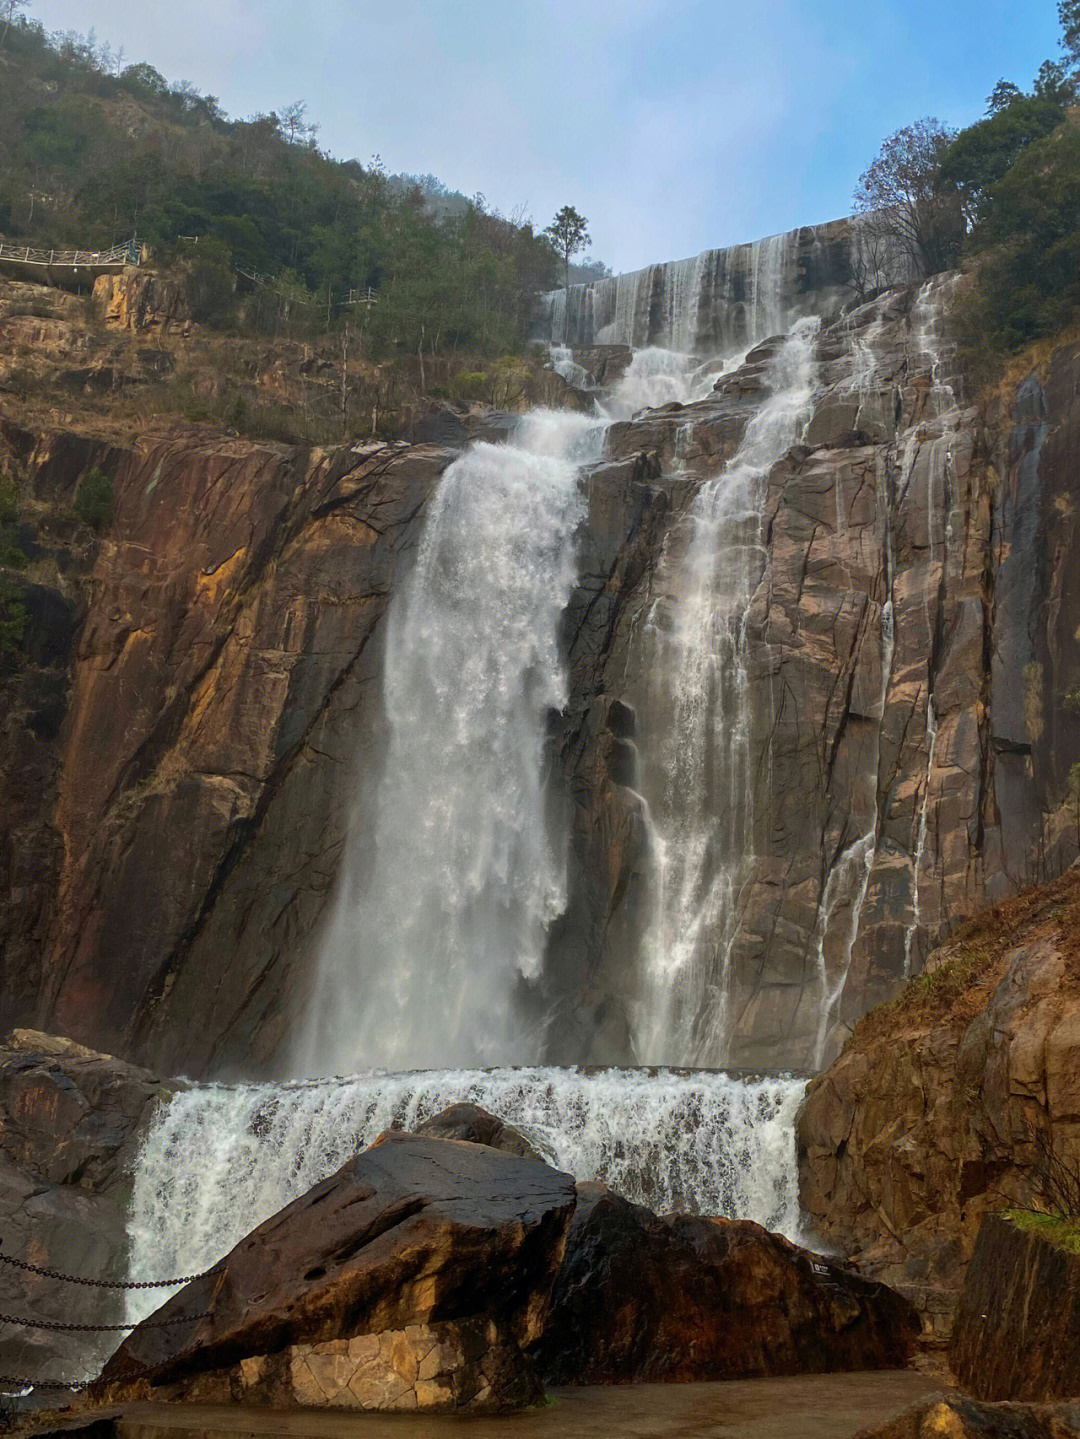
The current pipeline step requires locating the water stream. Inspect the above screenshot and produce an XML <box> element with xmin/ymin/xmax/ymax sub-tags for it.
<box><xmin>294</xmin><ymin>410</ymin><xmax>605</xmax><ymax>1076</ymax></box>
<box><xmin>126</xmin><ymin>1067</ymin><xmax>806</xmax><ymax>1326</ymax></box>
<box><xmin>633</xmin><ymin>318</ymin><xmax>821</xmax><ymax>1066</ymax></box>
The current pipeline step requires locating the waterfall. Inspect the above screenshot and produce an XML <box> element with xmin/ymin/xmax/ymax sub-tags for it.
<box><xmin>598</xmin><ymin>346</ymin><xmax>714</xmax><ymax>422</ymax></box>
<box><xmin>899</xmin><ymin>276</ymin><xmax>963</xmax><ymax>976</ymax></box>
<box><xmin>534</xmin><ymin>219</ymin><xmax>890</xmax><ymax>353</ymax></box>
<box><xmin>633</xmin><ymin>317</ymin><xmax>821</xmax><ymax>1066</ymax></box>
<box><xmin>125</xmin><ymin>1066</ymin><xmax>807</xmax><ymax>1326</ymax></box>
<box><xmin>295</xmin><ymin>410</ymin><xmax>605</xmax><ymax>1076</ymax></box>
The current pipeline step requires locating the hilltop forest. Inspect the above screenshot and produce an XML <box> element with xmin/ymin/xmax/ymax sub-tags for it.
<box><xmin>0</xmin><ymin>16</ymin><xmax>560</xmax><ymax>356</ymax></box>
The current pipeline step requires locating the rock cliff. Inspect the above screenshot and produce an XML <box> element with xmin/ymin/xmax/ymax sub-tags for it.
<box><xmin>798</xmin><ymin>866</ymin><xmax>1080</xmax><ymax>1332</ymax></box>
<box><xmin>1</xmin><ymin>281</ymin><xmax>1079</xmax><ymax>1075</ymax></box>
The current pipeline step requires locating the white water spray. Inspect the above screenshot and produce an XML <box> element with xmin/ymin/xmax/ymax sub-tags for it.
<box><xmin>634</xmin><ymin>318</ymin><xmax>821</xmax><ymax>1066</ymax></box>
<box><xmin>125</xmin><ymin>1066</ymin><xmax>806</xmax><ymax>1325</ymax></box>
<box><xmin>295</xmin><ymin>410</ymin><xmax>604</xmax><ymax>1075</ymax></box>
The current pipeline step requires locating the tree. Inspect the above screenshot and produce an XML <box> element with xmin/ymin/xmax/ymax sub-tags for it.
<box><xmin>1034</xmin><ymin>58</ymin><xmax>1076</xmax><ymax>104</ymax></box>
<box><xmin>280</xmin><ymin>101</ymin><xmax>318</xmax><ymax>146</ymax></box>
<box><xmin>544</xmin><ymin>205</ymin><xmax>591</xmax><ymax>292</ymax></box>
<box><xmin>0</xmin><ymin>0</ymin><xmax>29</xmax><ymax>49</ymax></box>
<box><xmin>938</xmin><ymin>94</ymin><xmax>1066</xmax><ymax>226</ymax></box>
<box><xmin>1061</xmin><ymin>0</ymin><xmax>1080</xmax><ymax>71</ymax></box>
<box><xmin>986</xmin><ymin>79</ymin><xmax>1023</xmax><ymax>115</ymax></box>
<box><xmin>854</xmin><ymin>119</ymin><xmax>961</xmax><ymax>278</ymax></box>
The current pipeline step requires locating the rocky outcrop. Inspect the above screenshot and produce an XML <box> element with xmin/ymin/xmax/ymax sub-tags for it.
<box><xmin>951</xmin><ymin>1213</ymin><xmax>1080</xmax><ymax>1402</ymax></box>
<box><xmin>101</xmin><ymin>1132</ymin><xmax>575</xmax><ymax>1410</ymax></box>
<box><xmin>798</xmin><ymin>868</ymin><xmax>1080</xmax><ymax>1333</ymax></box>
<box><xmin>0</xmin><ymin>422</ymin><xmax>454</xmax><ymax>1075</ymax></box>
<box><xmin>531</xmin><ymin>1181</ymin><xmax>919</xmax><ymax>1384</ymax></box>
<box><xmin>92</xmin><ymin>270</ymin><xmax>190</xmax><ymax>334</ymax></box>
<box><xmin>855</xmin><ymin>1394</ymin><xmax>1080</xmax><ymax>1439</ymax></box>
<box><xmin>0</xmin><ymin>1030</ymin><xmax>164</xmax><ymax>1381</ymax></box>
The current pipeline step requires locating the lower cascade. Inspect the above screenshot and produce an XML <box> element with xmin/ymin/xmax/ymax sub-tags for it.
<box><xmin>125</xmin><ymin>1067</ymin><xmax>806</xmax><ymax>1325</ymax></box>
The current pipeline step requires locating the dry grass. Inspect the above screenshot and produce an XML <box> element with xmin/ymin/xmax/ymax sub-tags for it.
<box><xmin>1004</xmin><ymin>1209</ymin><xmax>1080</xmax><ymax>1254</ymax></box>
<box><xmin>851</xmin><ymin>866</ymin><xmax>1080</xmax><ymax>1049</ymax></box>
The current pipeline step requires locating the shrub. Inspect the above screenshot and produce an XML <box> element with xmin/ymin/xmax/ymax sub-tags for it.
<box><xmin>452</xmin><ymin>370</ymin><xmax>488</xmax><ymax>402</ymax></box>
<box><xmin>73</xmin><ymin>467</ymin><xmax>114</xmax><ymax>529</ymax></box>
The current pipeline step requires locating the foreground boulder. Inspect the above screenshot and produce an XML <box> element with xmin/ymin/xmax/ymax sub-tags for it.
<box><xmin>0</xmin><ymin>1030</ymin><xmax>164</xmax><ymax>1383</ymax></box>
<box><xmin>951</xmin><ymin>1213</ymin><xmax>1080</xmax><ymax>1402</ymax></box>
<box><xmin>854</xmin><ymin>1394</ymin><xmax>1080</xmax><ymax>1438</ymax></box>
<box><xmin>530</xmin><ymin>1182</ymin><xmax>920</xmax><ymax>1384</ymax></box>
<box><xmin>100</xmin><ymin>1132</ymin><xmax>576</xmax><ymax>1413</ymax></box>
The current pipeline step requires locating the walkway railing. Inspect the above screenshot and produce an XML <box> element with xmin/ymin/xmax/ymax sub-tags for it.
<box><xmin>0</xmin><ymin>239</ymin><xmax>141</xmax><ymax>269</ymax></box>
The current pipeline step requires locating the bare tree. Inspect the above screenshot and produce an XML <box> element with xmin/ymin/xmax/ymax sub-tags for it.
<box><xmin>854</xmin><ymin>118</ymin><xmax>962</xmax><ymax>279</ymax></box>
<box><xmin>280</xmin><ymin>101</ymin><xmax>319</xmax><ymax>146</ymax></box>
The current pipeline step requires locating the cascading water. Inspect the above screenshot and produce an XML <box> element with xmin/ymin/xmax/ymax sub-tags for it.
<box><xmin>535</xmin><ymin>219</ymin><xmax>916</xmax><ymax>353</ymax></box>
<box><xmin>294</xmin><ymin>409</ymin><xmax>605</xmax><ymax>1076</ymax></box>
<box><xmin>633</xmin><ymin>317</ymin><xmax>821</xmax><ymax>1067</ymax></box>
<box><xmin>125</xmin><ymin>1066</ymin><xmax>806</xmax><ymax>1326</ymax></box>
<box><xmin>900</xmin><ymin>276</ymin><xmax>963</xmax><ymax>975</ymax></box>
<box><xmin>599</xmin><ymin>346</ymin><xmax>715</xmax><ymax>422</ymax></box>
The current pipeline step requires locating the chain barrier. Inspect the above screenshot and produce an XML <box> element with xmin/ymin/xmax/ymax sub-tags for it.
<box><xmin>0</xmin><ymin>1312</ymin><xmax>207</xmax><ymax>1332</ymax></box>
<box><xmin>0</xmin><ymin>1376</ymin><xmax>88</xmax><ymax>1392</ymax></box>
<box><xmin>0</xmin><ymin>1252</ymin><xmax>219</xmax><ymax>1290</ymax></box>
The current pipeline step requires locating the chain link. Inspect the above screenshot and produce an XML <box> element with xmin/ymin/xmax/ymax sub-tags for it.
<box><xmin>0</xmin><ymin>1311</ymin><xmax>207</xmax><ymax>1332</ymax></box>
<box><xmin>0</xmin><ymin>1376</ymin><xmax>88</xmax><ymax>1392</ymax></box>
<box><xmin>0</xmin><ymin>1251</ymin><xmax>219</xmax><ymax>1290</ymax></box>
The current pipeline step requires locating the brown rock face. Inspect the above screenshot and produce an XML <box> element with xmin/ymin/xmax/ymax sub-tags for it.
<box><xmin>854</xmin><ymin>1394</ymin><xmax>1080</xmax><ymax>1439</ymax></box>
<box><xmin>798</xmin><ymin>869</ymin><xmax>1080</xmax><ymax>1332</ymax></box>
<box><xmin>2</xmin><ymin>426</ymin><xmax>453</xmax><ymax>1075</ymax></box>
<box><xmin>0</xmin><ymin>1030</ymin><xmax>163</xmax><ymax>1381</ymax></box>
<box><xmin>101</xmin><ymin>1132</ymin><xmax>576</xmax><ymax>1400</ymax></box>
<box><xmin>2</xmin><ymin>279</ymin><xmax>1080</xmax><ymax>1078</ymax></box>
<box><xmin>530</xmin><ymin>1181</ymin><xmax>919</xmax><ymax>1384</ymax></box>
<box><xmin>951</xmin><ymin>1214</ymin><xmax>1080</xmax><ymax>1402</ymax></box>
<box><xmin>92</xmin><ymin>270</ymin><xmax>190</xmax><ymax>334</ymax></box>
<box><xmin>156</xmin><ymin>1320</ymin><xmax>542</xmax><ymax>1414</ymax></box>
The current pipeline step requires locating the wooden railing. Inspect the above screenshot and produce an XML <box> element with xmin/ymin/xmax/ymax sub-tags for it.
<box><xmin>0</xmin><ymin>239</ymin><xmax>142</xmax><ymax>269</ymax></box>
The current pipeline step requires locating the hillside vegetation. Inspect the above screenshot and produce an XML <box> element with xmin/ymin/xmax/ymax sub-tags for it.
<box><xmin>0</xmin><ymin>18</ymin><xmax>557</xmax><ymax>357</ymax></box>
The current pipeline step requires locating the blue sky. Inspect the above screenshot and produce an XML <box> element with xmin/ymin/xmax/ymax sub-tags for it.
<box><xmin>28</xmin><ymin>0</ymin><xmax>1064</xmax><ymax>272</ymax></box>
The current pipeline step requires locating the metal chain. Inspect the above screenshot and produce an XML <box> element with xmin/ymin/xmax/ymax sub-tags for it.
<box><xmin>0</xmin><ymin>1251</ymin><xmax>219</xmax><ymax>1289</ymax></box>
<box><xmin>0</xmin><ymin>1376</ymin><xmax>88</xmax><ymax>1392</ymax></box>
<box><xmin>0</xmin><ymin>1311</ymin><xmax>207</xmax><ymax>1332</ymax></box>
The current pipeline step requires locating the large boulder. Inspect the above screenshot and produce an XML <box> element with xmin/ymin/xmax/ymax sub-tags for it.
<box><xmin>951</xmin><ymin>1213</ymin><xmax>1080</xmax><ymax>1402</ymax></box>
<box><xmin>530</xmin><ymin>1182</ymin><xmax>920</xmax><ymax>1384</ymax></box>
<box><xmin>0</xmin><ymin>1030</ymin><xmax>164</xmax><ymax>1383</ymax></box>
<box><xmin>100</xmin><ymin>1132</ymin><xmax>577</xmax><ymax>1413</ymax></box>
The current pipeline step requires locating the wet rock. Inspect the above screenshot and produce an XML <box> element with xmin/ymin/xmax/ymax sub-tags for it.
<box><xmin>0</xmin><ymin>1031</ymin><xmax>164</xmax><ymax>1381</ymax></box>
<box><xmin>413</xmin><ymin>1102</ymin><xmax>546</xmax><ymax>1163</ymax></box>
<box><xmin>101</xmin><ymin>1132</ymin><xmax>576</xmax><ymax>1411</ymax></box>
<box><xmin>798</xmin><ymin>870</ymin><xmax>1080</xmax><ymax>1335</ymax></box>
<box><xmin>530</xmin><ymin>1182</ymin><xmax>919</xmax><ymax>1384</ymax></box>
<box><xmin>951</xmin><ymin>1213</ymin><xmax>1080</xmax><ymax>1402</ymax></box>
